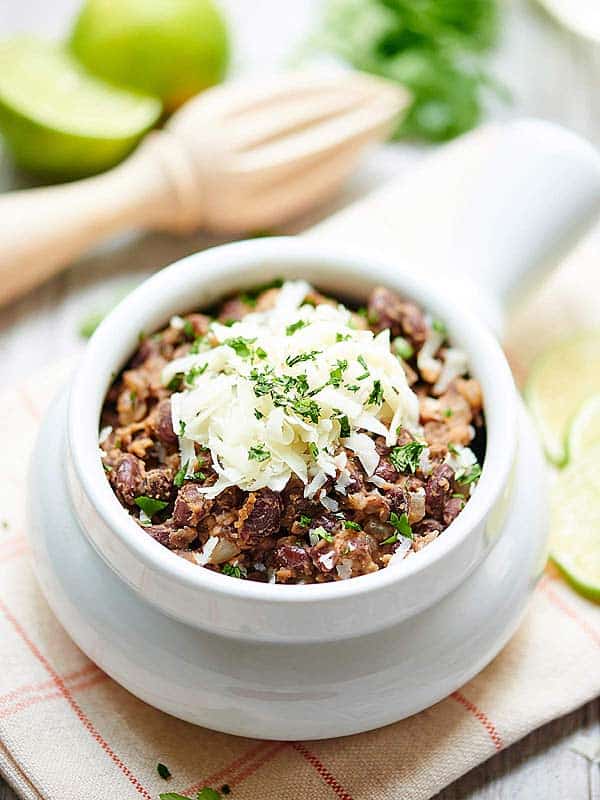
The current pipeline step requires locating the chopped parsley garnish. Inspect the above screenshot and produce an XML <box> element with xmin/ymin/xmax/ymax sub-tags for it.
<box><xmin>224</xmin><ymin>336</ymin><xmax>256</xmax><ymax>358</ymax></box>
<box><xmin>159</xmin><ymin>793</ymin><xmax>195</xmax><ymax>800</ymax></box>
<box><xmin>189</xmin><ymin>335</ymin><xmax>207</xmax><ymax>354</ymax></box>
<box><xmin>443</xmin><ymin>408</ymin><xmax>454</xmax><ymax>418</ymax></box>
<box><xmin>457</xmin><ymin>463</ymin><xmax>482</xmax><ymax>485</ymax></box>
<box><xmin>167</xmin><ymin>373</ymin><xmax>184</xmax><ymax>391</ymax></box>
<box><xmin>392</xmin><ymin>336</ymin><xmax>414</xmax><ymax>360</ymax></box>
<box><xmin>183</xmin><ymin>319</ymin><xmax>195</xmax><ymax>339</ymax></box>
<box><xmin>291</xmin><ymin>397</ymin><xmax>320</xmax><ymax>424</ymax></box>
<box><xmin>344</xmin><ymin>520</ymin><xmax>361</xmax><ymax>531</ymax></box>
<box><xmin>178</xmin><ymin>420</ymin><xmax>186</xmax><ymax>437</ymax></box>
<box><xmin>308</xmin><ymin>442</ymin><xmax>319</xmax><ymax>460</ymax></box>
<box><xmin>102</xmin><ymin>463</ymin><xmax>112</xmax><ymax>473</ymax></box>
<box><xmin>357</xmin><ymin>354</ymin><xmax>370</xmax><ymax>380</ymax></box>
<box><xmin>285</xmin><ymin>350</ymin><xmax>321</xmax><ymax>368</ymax></box>
<box><xmin>336</xmin><ymin>332</ymin><xmax>351</xmax><ymax>342</ymax></box>
<box><xmin>432</xmin><ymin>319</ymin><xmax>447</xmax><ymax>335</ymax></box>
<box><xmin>299</xmin><ymin>515</ymin><xmax>312</xmax><ymax>527</ymax></box>
<box><xmin>448</xmin><ymin>443</ymin><xmax>460</xmax><ymax>456</ymax></box>
<box><xmin>157</xmin><ymin>763</ymin><xmax>171</xmax><ymax>780</ymax></box>
<box><xmin>221</xmin><ymin>786</ymin><xmax>231</xmax><ymax>796</ymax></box>
<box><xmin>311</xmin><ymin>525</ymin><xmax>334</xmax><ymax>543</ymax></box>
<box><xmin>254</xmin><ymin>409</ymin><xmax>264</xmax><ymax>420</ymax></box>
<box><xmin>248</xmin><ymin>444</ymin><xmax>271</xmax><ymax>462</ymax></box>
<box><xmin>286</xmin><ymin>319</ymin><xmax>308</xmax><ymax>335</ymax></box>
<box><xmin>345</xmin><ymin>383</ymin><xmax>360</xmax><ymax>392</ymax></box>
<box><xmin>197</xmin><ymin>790</ymin><xmax>222</xmax><ymax>800</ymax></box>
<box><xmin>129</xmin><ymin>391</ymin><xmax>137</xmax><ymax>405</ymax></box>
<box><xmin>221</xmin><ymin>563</ymin><xmax>247</xmax><ymax>579</ymax></box>
<box><xmin>335</xmin><ymin>413</ymin><xmax>350</xmax><ymax>438</ymax></box>
<box><xmin>382</xmin><ymin>512</ymin><xmax>413</xmax><ymax>544</ymax></box>
<box><xmin>185</xmin><ymin>363</ymin><xmax>207</xmax><ymax>385</ymax></box>
<box><xmin>367</xmin><ymin>379</ymin><xmax>383</xmax><ymax>407</ymax></box>
<box><xmin>255</xmin><ymin>347</ymin><xmax>268</xmax><ymax>359</ymax></box>
<box><xmin>390</xmin><ymin>441</ymin><xmax>426</xmax><ymax>474</ymax></box>
<box><xmin>173</xmin><ymin>462</ymin><xmax>188</xmax><ymax>488</ymax></box>
<box><xmin>328</xmin><ymin>359</ymin><xmax>348</xmax><ymax>387</ymax></box>
<box><xmin>134</xmin><ymin>496</ymin><xmax>168</xmax><ymax>517</ymax></box>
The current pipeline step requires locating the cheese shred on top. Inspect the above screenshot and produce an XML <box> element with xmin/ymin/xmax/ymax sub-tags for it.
<box><xmin>163</xmin><ymin>281</ymin><xmax>420</xmax><ymax>499</ymax></box>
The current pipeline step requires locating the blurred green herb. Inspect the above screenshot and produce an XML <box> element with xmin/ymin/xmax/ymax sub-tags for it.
<box><xmin>314</xmin><ymin>0</ymin><xmax>501</xmax><ymax>142</ymax></box>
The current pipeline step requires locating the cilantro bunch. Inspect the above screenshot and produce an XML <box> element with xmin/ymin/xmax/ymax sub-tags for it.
<box><xmin>315</xmin><ymin>0</ymin><xmax>500</xmax><ymax>141</ymax></box>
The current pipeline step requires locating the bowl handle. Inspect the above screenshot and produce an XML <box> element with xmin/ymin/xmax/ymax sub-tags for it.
<box><xmin>311</xmin><ymin>118</ymin><xmax>600</xmax><ymax>333</ymax></box>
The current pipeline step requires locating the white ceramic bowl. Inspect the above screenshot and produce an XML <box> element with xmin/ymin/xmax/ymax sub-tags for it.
<box><xmin>68</xmin><ymin>237</ymin><xmax>516</xmax><ymax>643</ymax></box>
<box><xmin>28</xmin><ymin>120</ymin><xmax>600</xmax><ymax>737</ymax></box>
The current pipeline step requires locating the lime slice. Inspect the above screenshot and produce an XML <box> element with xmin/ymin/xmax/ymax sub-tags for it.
<box><xmin>567</xmin><ymin>394</ymin><xmax>600</xmax><ymax>462</ymax></box>
<box><xmin>0</xmin><ymin>37</ymin><xmax>161</xmax><ymax>179</ymax></box>
<box><xmin>550</xmin><ymin>444</ymin><xmax>600</xmax><ymax>602</ymax></box>
<box><xmin>524</xmin><ymin>331</ymin><xmax>600</xmax><ymax>465</ymax></box>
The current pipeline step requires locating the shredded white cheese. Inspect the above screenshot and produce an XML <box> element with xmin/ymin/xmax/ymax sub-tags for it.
<box><xmin>163</xmin><ymin>281</ymin><xmax>420</xmax><ymax>499</ymax></box>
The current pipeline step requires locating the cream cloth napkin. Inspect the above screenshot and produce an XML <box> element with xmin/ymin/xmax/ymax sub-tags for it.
<box><xmin>0</xmin><ymin>349</ymin><xmax>599</xmax><ymax>800</ymax></box>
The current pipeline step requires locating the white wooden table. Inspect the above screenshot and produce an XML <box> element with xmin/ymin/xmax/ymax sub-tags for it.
<box><xmin>0</xmin><ymin>1</ymin><xmax>599</xmax><ymax>797</ymax></box>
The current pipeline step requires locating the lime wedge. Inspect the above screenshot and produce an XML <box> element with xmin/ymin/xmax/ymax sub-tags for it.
<box><xmin>567</xmin><ymin>394</ymin><xmax>600</xmax><ymax>462</ymax></box>
<box><xmin>550</xmin><ymin>444</ymin><xmax>600</xmax><ymax>602</ymax></box>
<box><xmin>0</xmin><ymin>37</ymin><xmax>161</xmax><ymax>179</ymax></box>
<box><xmin>524</xmin><ymin>331</ymin><xmax>600</xmax><ymax>465</ymax></box>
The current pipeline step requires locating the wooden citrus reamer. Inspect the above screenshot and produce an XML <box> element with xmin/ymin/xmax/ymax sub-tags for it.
<box><xmin>0</xmin><ymin>71</ymin><xmax>408</xmax><ymax>305</ymax></box>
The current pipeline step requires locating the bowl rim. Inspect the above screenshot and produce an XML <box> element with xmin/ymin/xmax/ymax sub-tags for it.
<box><xmin>68</xmin><ymin>236</ymin><xmax>518</xmax><ymax>606</ymax></box>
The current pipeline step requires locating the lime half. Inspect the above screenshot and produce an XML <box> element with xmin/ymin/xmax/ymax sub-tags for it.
<box><xmin>525</xmin><ymin>331</ymin><xmax>600</xmax><ymax>465</ymax></box>
<box><xmin>0</xmin><ymin>37</ymin><xmax>161</xmax><ymax>179</ymax></box>
<box><xmin>567</xmin><ymin>394</ymin><xmax>600</xmax><ymax>462</ymax></box>
<box><xmin>550</xmin><ymin>444</ymin><xmax>600</xmax><ymax>602</ymax></box>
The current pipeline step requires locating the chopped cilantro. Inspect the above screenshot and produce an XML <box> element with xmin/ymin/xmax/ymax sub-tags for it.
<box><xmin>173</xmin><ymin>462</ymin><xmax>188</xmax><ymax>488</ymax></box>
<box><xmin>344</xmin><ymin>520</ymin><xmax>361</xmax><ymax>531</ymax></box>
<box><xmin>157</xmin><ymin>763</ymin><xmax>171</xmax><ymax>780</ymax></box>
<box><xmin>197</xmin><ymin>790</ymin><xmax>222</xmax><ymax>800</ymax></box>
<box><xmin>291</xmin><ymin>397</ymin><xmax>320</xmax><ymax>424</ymax></box>
<box><xmin>308</xmin><ymin>442</ymin><xmax>319</xmax><ymax>460</ymax></box>
<box><xmin>432</xmin><ymin>319</ymin><xmax>447</xmax><ymax>335</ymax></box>
<box><xmin>134</xmin><ymin>496</ymin><xmax>168</xmax><ymax>517</ymax></box>
<box><xmin>254</xmin><ymin>409</ymin><xmax>264</xmax><ymax>420</ymax></box>
<box><xmin>457</xmin><ymin>463</ymin><xmax>482</xmax><ymax>485</ymax></box>
<box><xmin>336</xmin><ymin>332</ymin><xmax>351</xmax><ymax>342</ymax></box>
<box><xmin>392</xmin><ymin>336</ymin><xmax>414</xmax><ymax>360</ymax></box>
<box><xmin>185</xmin><ymin>363</ymin><xmax>207</xmax><ymax>386</ymax></box>
<box><xmin>356</xmin><ymin>307</ymin><xmax>368</xmax><ymax>318</ymax></box>
<box><xmin>357</xmin><ymin>354</ymin><xmax>370</xmax><ymax>380</ymax></box>
<box><xmin>224</xmin><ymin>336</ymin><xmax>256</xmax><ymax>358</ymax></box>
<box><xmin>328</xmin><ymin>359</ymin><xmax>348</xmax><ymax>387</ymax></box>
<box><xmin>248</xmin><ymin>444</ymin><xmax>271</xmax><ymax>462</ymax></box>
<box><xmin>367</xmin><ymin>379</ymin><xmax>383</xmax><ymax>406</ymax></box>
<box><xmin>443</xmin><ymin>408</ymin><xmax>454</xmax><ymax>418</ymax></box>
<box><xmin>129</xmin><ymin>391</ymin><xmax>137</xmax><ymax>405</ymax></box>
<box><xmin>286</xmin><ymin>319</ymin><xmax>308</xmax><ymax>335</ymax></box>
<box><xmin>448</xmin><ymin>443</ymin><xmax>460</xmax><ymax>456</ymax></box>
<box><xmin>390</xmin><ymin>441</ymin><xmax>426</xmax><ymax>474</ymax></box>
<box><xmin>178</xmin><ymin>420</ymin><xmax>186</xmax><ymax>437</ymax></box>
<box><xmin>286</xmin><ymin>350</ymin><xmax>321</xmax><ymax>368</ymax></box>
<box><xmin>255</xmin><ymin>347</ymin><xmax>267</xmax><ymax>359</ymax></box>
<box><xmin>311</xmin><ymin>525</ymin><xmax>334</xmax><ymax>543</ymax></box>
<box><xmin>345</xmin><ymin>383</ymin><xmax>360</xmax><ymax>392</ymax></box>
<box><xmin>102</xmin><ymin>463</ymin><xmax>112</xmax><ymax>473</ymax></box>
<box><xmin>193</xmin><ymin>470</ymin><xmax>206</xmax><ymax>481</ymax></box>
<box><xmin>299</xmin><ymin>514</ymin><xmax>312</xmax><ymax>527</ymax></box>
<box><xmin>159</xmin><ymin>793</ymin><xmax>194</xmax><ymax>800</ymax></box>
<box><xmin>382</xmin><ymin>512</ymin><xmax>413</xmax><ymax>544</ymax></box>
<box><xmin>221</xmin><ymin>786</ymin><xmax>231</xmax><ymax>796</ymax></box>
<box><xmin>221</xmin><ymin>563</ymin><xmax>247</xmax><ymax>579</ymax></box>
<box><xmin>336</xmin><ymin>414</ymin><xmax>351</xmax><ymax>438</ymax></box>
<box><xmin>167</xmin><ymin>373</ymin><xmax>184</xmax><ymax>391</ymax></box>
<box><xmin>189</xmin><ymin>336</ymin><xmax>207</xmax><ymax>354</ymax></box>
<box><xmin>183</xmin><ymin>320</ymin><xmax>195</xmax><ymax>339</ymax></box>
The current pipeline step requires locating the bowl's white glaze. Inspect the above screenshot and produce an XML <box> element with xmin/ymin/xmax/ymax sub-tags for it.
<box><xmin>67</xmin><ymin>237</ymin><xmax>518</xmax><ymax>643</ymax></box>
<box><xmin>30</xmin><ymin>389</ymin><xmax>547</xmax><ymax>739</ymax></box>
